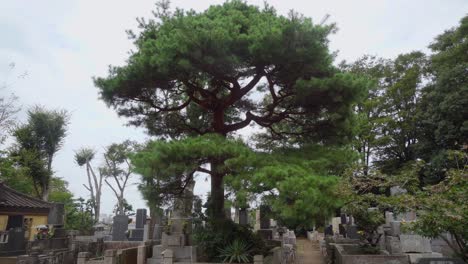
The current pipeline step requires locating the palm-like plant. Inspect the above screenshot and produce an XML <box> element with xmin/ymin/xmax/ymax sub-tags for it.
<box><xmin>218</xmin><ymin>239</ymin><xmax>252</xmax><ymax>263</ymax></box>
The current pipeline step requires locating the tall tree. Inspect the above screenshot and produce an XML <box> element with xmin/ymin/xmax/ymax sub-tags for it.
<box><xmin>0</xmin><ymin>62</ymin><xmax>23</xmax><ymax>145</ymax></box>
<box><xmin>75</xmin><ymin>148</ymin><xmax>104</xmax><ymax>222</ymax></box>
<box><xmin>417</xmin><ymin>15</ymin><xmax>468</xmax><ymax>183</ymax></box>
<box><xmin>340</xmin><ymin>55</ymin><xmax>391</xmax><ymax>175</ymax></box>
<box><xmin>95</xmin><ymin>1</ymin><xmax>366</xmax><ymax>220</ymax></box>
<box><xmin>376</xmin><ymin>52</ymin><xmax>428</xmax><ymax>173</ymax></box>
<box><xmin>12</xmin><ymin>106</ymin><xmax>69</xmax><ymax>201</ymax></box>
<box><xmin>101</xmin><ymin>140</ymin><xmax>135</xmax><ymax>215</ymax></box>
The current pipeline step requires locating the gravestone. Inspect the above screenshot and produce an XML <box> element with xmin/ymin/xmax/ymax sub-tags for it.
<box><xmin>136</xmin><ymin>209</ymin><xmax>147</xmax><ymax>229</ymax></box>
<box><xmin>385</xmin><ymin>236</ymin><xmax>402</xmax><ymax>254</ymax></box>
<box><xmin>346</xmin><ymin>225</ymin><xmax>359</xmax><ymax>239</ymax></box>
<box><xmin>148</xmin><ymin>180</ymin><xmax>197</xmax><ymax>264</ymax></box>
<box><xmin>338</xmin><ymin>224</ymin><xmax>347</xmax><ymax>236</ymax></box>
<box><xmin>324</xmin><ymin>225</ymin><xmax>333</xmax><ymax>236</ymax></box>
<box><xmin>143</xmin><ymin>224</ymin><xmax>150</xmax><ymax>241</ymax></box>
<box><xmin>112</xmin><ymin>215</ymin><xmax>129</xmax><ymax>241</ymax></box>
<box><xmin>259</xmin><ymin>205</ymin><xmax>271</xmax><ymax>229</ymax></box>
<box><xmin>254</xmin><ymin>209</ymin><xmax>261</xmax><ymax>230</ymax></box>
<box><xmin>234</xmin><ymin>208</ymin><xmax>240</xmax><ymax>224</ymax></box>
<box><xmin>331</xmin><ymin>217</ymin><xmax>341</xmax><ymax>234</ymax></box>
<box><xmin>400</xmin><ymin>234</ymin><xmax>432</xmax><ymax>253</ymax></box>
<box><xmin>239</xmin><ymin>208</ymin><xmax>248</xmax><ymax>226</ymax></box>
<box><xmin>389</xmin><ymin>221</ymin><xmax>401</xmax><ymax>236</ymax></box>
<box><xmin>153</xmin><ymin>224</ymin><xmax>163</xmax><ymax>244</ymax></box>
<box><xmin>128</xmin><ymin>208</ymin><xmax>147</xmax><ymax>241</ymax></box>
<box><xmin>48</xmin><ymin>203</ymin><xmax>65</xmax><ymax>227</ymax></box>
<box><xmin>340</xmin><ymin>214</ymin><xmax>347</xmax><ymax>224</ymax></box>
<box><xmin>385</xmin><ymin>211</ymin><xmax>395</xmax><ymax>225</ymax></box>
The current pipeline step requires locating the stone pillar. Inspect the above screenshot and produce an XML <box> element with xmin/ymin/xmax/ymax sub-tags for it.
<box><xmin>137</xmin><ymin>245</ymin><xmax>147</xmax><ymax>264</ymax></box>
<box><xmin>254</xmin><ymin>209</ymin><xmax>261</xmax><ymax>230</ymax></box>
<box><xmin>254</xmin><ymin>255</ymin><xmax>264</xmax><ymax>264</ymax></box>
<box><xmin>162</xmin><ymin>249</ymin><xmax>174</xmax><ymax>264</ymax></box>
<box><xmin>104</xmin><ymin>249</ymin><xmax>117</xmax><ymax>264</ymax></box>
<box><xmin>77</xmin><ymin>252</ymin><xmax>90</xmax><ymax>264</ymax></box>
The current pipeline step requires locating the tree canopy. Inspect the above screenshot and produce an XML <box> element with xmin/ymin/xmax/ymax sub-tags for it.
<box><xmin>95</xmin><ymin>0</ymin><xmax>367</xmax><ymax>219</ymax></box>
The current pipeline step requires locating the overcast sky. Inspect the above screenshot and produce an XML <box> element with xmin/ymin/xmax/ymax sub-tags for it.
<box><xmin>1</xmin><ymin>0</ymin><xmax>467</xmax><ymax>215</ymax></box>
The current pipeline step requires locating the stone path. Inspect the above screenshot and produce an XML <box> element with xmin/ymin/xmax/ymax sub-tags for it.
<box><xmin>295</xmin><ymin>238</ymin><xmax>325</xmax><ymax>264</ymax></box>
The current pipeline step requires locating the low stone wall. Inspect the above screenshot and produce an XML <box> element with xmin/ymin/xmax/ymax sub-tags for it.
<box><xmin>79</xmin><ymin>245</ymin><xmax>147</xmax><ymax>264</ymax></box>
<box><xmin>0</xmin><ymin>256</ymin><xmax>17</xmax><ymax>264</ymax></box>
<box><xmin>17</xmin><ymin>249</ymin><xmax>74</xmax><ymax>264</ymax></box>
<box><xmin>28</xmin><ymin>238</ymin><xmax>69</xmax><ymax>251</ymax></box>
<box><xmin>334</xmin><ymin>244</ymin><xmax>409</xmax><ymax>264</ymax></box>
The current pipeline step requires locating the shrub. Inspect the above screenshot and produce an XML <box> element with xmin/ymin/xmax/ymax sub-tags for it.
<box><xmin>193</xmin><ymin>219</ymin><xmax>267</xmax><ymax>262</ymax></box>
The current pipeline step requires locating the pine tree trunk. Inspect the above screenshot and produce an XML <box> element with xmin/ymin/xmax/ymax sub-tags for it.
<box><xmin>210</xmin><ymin>161</ymin><xmax>225</xmax><ymax>222</ymax></box>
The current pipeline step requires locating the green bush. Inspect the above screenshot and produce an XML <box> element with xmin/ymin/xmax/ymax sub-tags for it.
<box><xmin>193</xmin><ymin>219</ymin><xmax>267</xmax><ymax>262</ymax></box>
<box><xmin>218</xmin><ymin>239</ymin><xmax>252</xmax><ymax>263</ymax></box>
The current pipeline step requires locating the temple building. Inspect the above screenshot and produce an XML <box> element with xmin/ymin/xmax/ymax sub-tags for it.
<box><xmin>0</xmin><ymin>182</ymin><xmax>51</xmax><ymax>243</ymax></box>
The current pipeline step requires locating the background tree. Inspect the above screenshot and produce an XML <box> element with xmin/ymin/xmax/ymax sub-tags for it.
<box><xmin>408</xmin><ymin>151</ymin><xmax>467</xmax><ymax>261</ymax></box>
<box><xmin>101</xmin><ymin>140</ymin><xmax>135</xmax><ymax>215</ymax></box>
<box><xmin>11</xmin><ymin>106</ymin><xmax>69</xmax><ymax>200</ymax></box>
<box><xmin>75</xmin><ymin>148</ymin><xmax>104</xmax><ymax>223</ymax></box>
<box><xmin>0</xmin><ymin>62</ymin><xmax>24</xmax><ymax>145</ymax></box>
<box><xmin>376</xmin><ymin>52</ymin><xmax>428</xmax><ymax>174</ymax></box>
<box><xmin>95</xmin><ymin>0</ymin><xmax>367</xmax><ymax>220</ymax></box>
<box><xmin>340</xmin><ymin>56</ymin><xmax>391</xmax><ymax>175</ymax></box>
<box><xmin>416</xmin><ymin>15</ymin><xmax>468</xmax><ymax>183</ymax></box>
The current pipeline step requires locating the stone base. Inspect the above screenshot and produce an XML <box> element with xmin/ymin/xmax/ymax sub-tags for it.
<box><xmin>162</xmin><ymin>233</ymin><xmax>186</xmax><ymax>247</ymax></box>
<box><xmin>385</xmin><ymin>236</ymin><xmax>402</xmax><ymax>254</ymax></box>
<box><xmin>407</xmin><ymin>252</ymin><xmax>442</xmax><ymax>264</ymax></box>
<box><xmin>147</xmin><ymin>245</ymin><xmax>196</xmax><ymax>264</ymax></box>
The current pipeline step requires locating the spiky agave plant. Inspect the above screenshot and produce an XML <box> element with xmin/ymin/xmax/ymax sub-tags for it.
<box><xmin>218</xmin><ymin>239</ymin><xmax>252</xmax><ymax>263</ymax></box>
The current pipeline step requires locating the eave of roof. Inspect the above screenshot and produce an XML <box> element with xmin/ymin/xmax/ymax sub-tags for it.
<box><xmin>0</xmin><ymin>182</ymin><xmax>52</xmax><ymax>210</ymax></box>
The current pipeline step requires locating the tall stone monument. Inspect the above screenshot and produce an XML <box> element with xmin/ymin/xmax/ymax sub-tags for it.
<box><xmin>147</xmin><ymin>180</ymin><xmax>197</xmax><ymax>264</ymax></box>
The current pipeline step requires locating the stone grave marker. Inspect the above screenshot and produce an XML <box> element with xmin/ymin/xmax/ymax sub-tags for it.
<box><xmin>136</xmin><ymin>209</ymin><xmax>147</xmax><ymax>229</ymax></box>
<box><xmin>48</xmin><ymin>203</ymin><xmax>65</xmax><ymax>227</ymax></box>
<box><xmin>112</xmin><ymin>215</ymin><xmax>129</xmax><ymax>241</ymax></box>
<box><xmin>340</xmin><ymin>214</ymin><xmax>347</xmax><ymax>224</ymax></box>
<box><xmin>331</xmin><ymin>217</ymin><xmax>341</xmax><ymax>234</ymax></box>
<box><xmin>324</xmin><ymin>225</ymin><xmax>333</xmax><ymax>236</ymax></box>
<box><xmin>346</xmin><ymin>225</ymin><xmax>359</xmax><ymax>239</ymax></box>
<box><xmin>259</xmin><ymin>205</ymin><xmax>271</xmax><ymax>229</ymax></box>
<box><xmin>239</xmin><ymin>208</ymin><xmax>248</xmax><ymax>226</ymax></box>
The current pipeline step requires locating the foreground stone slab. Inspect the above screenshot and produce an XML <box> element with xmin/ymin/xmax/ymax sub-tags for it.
<box><xmin>408</xmin><ymin>253</ymin><xmax>443</xmax><ymax>264</ymax></box>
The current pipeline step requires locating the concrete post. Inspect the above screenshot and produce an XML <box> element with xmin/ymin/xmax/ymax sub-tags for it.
<box><xmin>137</xmin><ymin>245</ymin><xmax>147</xmax><ymax>264</ymax></box>
<box><xmin>77</xmin><ymin>252</ymin><xmax>90</xmax><ymax>264</ymax></box>
<box><xmin>254</xmin><ymin>255</ymin><xmax>264</xmax><ymax>264</ymax></box>
<box><xmin>104</xmin><ymin>249</ymin><xmax>117</xmax><ymax>264</ymax></box>
<box><xmin>162</xmin><ymin>249</ymin><xmax>174</xmax><ymax>264</ymax></box>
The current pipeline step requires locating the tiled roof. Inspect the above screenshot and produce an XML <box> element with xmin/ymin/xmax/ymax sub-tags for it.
<box><xmin>0</xmin><ymin>182</ymin><xmax>51</xmax><ymax>209</ymax></box>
